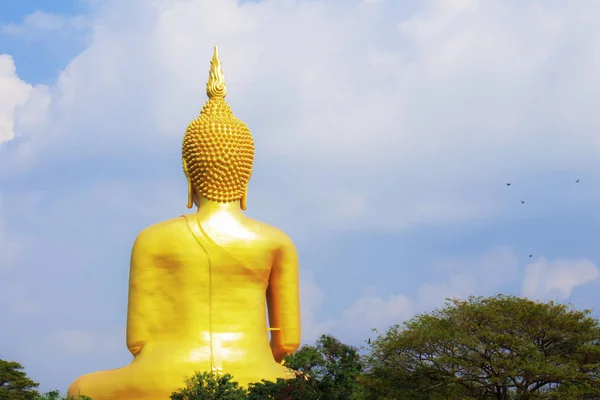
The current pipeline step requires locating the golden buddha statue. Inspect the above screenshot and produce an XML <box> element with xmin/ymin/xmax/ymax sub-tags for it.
<box><xmin>67</xmin><ymin>45</ymin><xmax>301</xmax><ymax>400</ymax></box>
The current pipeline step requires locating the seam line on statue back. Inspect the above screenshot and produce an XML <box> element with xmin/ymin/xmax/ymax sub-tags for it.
<box><xmin>183</xmin><ymin>214</ymin><xmax>215</xmax><ymax>371</ymax></box>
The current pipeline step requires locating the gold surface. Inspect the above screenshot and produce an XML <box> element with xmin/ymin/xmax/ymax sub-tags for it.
<box><xmin>182</xmin><ymin>45</ymin><xmax>254</xmax><ymax>208</ymax></box>
<box><xmin>67</xmin><ymin>46</ymin><xmax>301</xmax><ymax>400</ymax></box>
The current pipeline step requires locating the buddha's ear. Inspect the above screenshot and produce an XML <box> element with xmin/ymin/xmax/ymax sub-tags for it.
<box><xmin>183</xmin><ymin>158</ymin><xmax>194</xmax><ymax>209</ymax></box>
<box><xmin>240</xmin><ymin>186</ymin><xmax>248</xmax><ymax>211</ymax></box>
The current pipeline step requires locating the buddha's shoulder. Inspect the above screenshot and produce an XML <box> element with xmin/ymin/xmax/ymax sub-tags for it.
<box><xmin>244</xmin><ymin>218</ymin><xmax>297</xmax><ymax>249</ymax></box>
<box><xmin>133</xmin><ymin>217</ymin><xmax>189</xmax><ymax>244</ymax></box>
<box><xmin>132</xmin><ymin>215</ymin><xmax>296</xmax><ymax>249</ymax></box>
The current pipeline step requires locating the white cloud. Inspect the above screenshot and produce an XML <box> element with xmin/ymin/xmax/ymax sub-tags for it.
<box><xmin>338</xmin><ymin>286</ymin><xmax>412</xmax><ymax>341</ymax></box>
<box><xmin>338</xmin><ymin>250</ymin><xmax>598</xmax><ymax>340</ymax></box>
<box><xmin>0</xmin><ymin>196</ymin><xmax>32</xmax><ymax>315</ymax></box>
<box><xmin>336</xmin><ymin>247</ymin><xmax>520</xmax><ymax>339</ymax></box>
<box><xmin>3</xmin><ymin>0</ymin><xmax>600</xmax><ymax>230</ymax></box>
<box><xmin>300</xmin><ymin>271</ymin><xmax>335</xmax><ymax>343</ymax></box>
<box><xmin>0</xmin><ymin>55</ymin><xmax>33</xmax><ymax>144</ymax></box>
<box><xmin>418</xmin><ymin>246</ymin><xmax>519</xmax><ymax>308</ymax></box>
<box><xmin>1</xmin><ymin>11</ymin><xmax>90</xmax><ymax>36</ymax></box>
<box><xmin>522</xmin><ymin>258</ymin><xmax>599</xmax><ymax>301</ymax></box>
<box><xmin>0</xmin><ymin>194</ymin><xmax>22</xmax><ymax>269</ymax></box>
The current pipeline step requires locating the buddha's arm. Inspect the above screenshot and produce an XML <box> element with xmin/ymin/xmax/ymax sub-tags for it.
<box><xmin>126</xmin><ymin>231</ymin><xmax>154</xmax><ymax>356</ymax></box>
<box><xmin>267</xmin><ymin>235</ymin><xmax>301</xmax><ymax>363</ymax></box>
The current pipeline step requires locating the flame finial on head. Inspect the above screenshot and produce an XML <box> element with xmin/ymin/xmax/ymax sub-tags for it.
<box><xmin>206</xmin><ymin>45</ymin><xmax>227</xmax><ymax>99</ymax></box>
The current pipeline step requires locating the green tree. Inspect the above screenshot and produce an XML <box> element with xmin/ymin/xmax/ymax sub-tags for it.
<box><xmin>247</xmin><ymin>377</ymin><xmax>315</xmax><ymax>400</ymax></box>
<box><xmin>170</xmin><ymin>371</ymin><xmax>248</xmax><ymax>400</ymax></box>
<box><xmin>248</xmin><ymin>334</ymin><xmax>366</xmax><ymax>399</ymax></box>
<box><xmin>33</xmin><ymin>390</ymin><xmax>91</xmax><ymax>400</ymax></box>
<box><xmin>33</xmin><ymin>391</ymin><xmax>61</xmax><ymax>400</ymax></box>
<box><xmin>0</xmin><ymin>360</ymin><xmax>39</xmax><ymax>400</ymax></box>
<box><xmin>362</xmin><ymin>295</ymin><xmax>600</xmax><ymax>400</ymax></box>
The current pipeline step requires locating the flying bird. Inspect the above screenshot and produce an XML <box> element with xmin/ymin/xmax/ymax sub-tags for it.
<box><xmin>521</xmin><ymin>200</ymin><xmax>525</xmax><ymax>204</ymax></box>
<box><xmin>576</xmin><ymin>179</ymin><xmax>580</xmax><ymax>183</ymax></box>
<box><xmin>529</xmin><ymin>254</ymin><xmax>533</xmax><ymax>258</ymax></box>
<box><xmin>506</xmin><ymin>183</ymin><xmax>511</xmax><ymax>186</ymax></box>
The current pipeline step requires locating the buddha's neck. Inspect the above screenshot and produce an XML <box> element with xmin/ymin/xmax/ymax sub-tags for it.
<box><xmin>194</xmin><ymin>195</ymin><xmax>244</xmax><ymax>217</ymax></box>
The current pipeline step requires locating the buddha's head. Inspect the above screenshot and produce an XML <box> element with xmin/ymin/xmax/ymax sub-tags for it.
<box><xmin>182</xmin><ymin>45</ymin><xmax>255</xmax><ymax>210</ymax></box>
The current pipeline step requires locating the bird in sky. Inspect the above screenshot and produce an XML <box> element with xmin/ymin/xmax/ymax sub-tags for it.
<box><xmin>576</xmin><ymin>179</ymin><xmax>580</xmax><ymax>183</ymax></box>
<box><xmin>506</xmin><ymin>183</ymin><xmax>511</xmax><ymax>186</ymax></box>
<box><xmin>521</xmin><ymin>200</ymin><xmax>525</xmax><ymax>204</ymax></box>
<box><xmin>529</xmin><ymin>254</ymin><xmax>533</xmax><ymax>258</ymax></box>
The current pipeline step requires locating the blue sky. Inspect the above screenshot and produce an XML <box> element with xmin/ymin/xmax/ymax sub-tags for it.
<box><xmin>1</xmin><ymin>0</ymin><xmax>600</xmax><ymax>394</ymax></box>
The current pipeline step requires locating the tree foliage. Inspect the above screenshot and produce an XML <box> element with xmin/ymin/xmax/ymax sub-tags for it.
<box><xmin>7</xmin><ymin>295</ymin><xmax>600</xmax><ymax>400</ymax></box>
<box><xmin>362</xmin><ymin>295</ymin><xmax>600</xmax><ymax>400</ymax></box>
<box><xmin>0</xmin><ymin>360</ymin><xmax>39</xmax><ymax>400</ymax></box>
<box><xmin>248</xmin><ymin>334</ymin><xmax>365</xmax><ymax>399</ymax></box>
<box><xmin>170</xmin><ymin>372</ymin><xmax>248</xmax><ymax>400</ymax></box>
<box><xmin>33</xmin><ymin>390</ymin><xmax>91</xmax><ymax>400</ymax></box>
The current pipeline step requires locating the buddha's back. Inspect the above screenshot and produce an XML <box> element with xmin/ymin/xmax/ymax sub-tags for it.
<box><xmin>128</xmin><ymin>213</ymin><xmax>286</xmax><ymax>373</ymax></box>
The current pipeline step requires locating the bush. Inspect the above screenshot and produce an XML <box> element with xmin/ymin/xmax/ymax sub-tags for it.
<box><xmin>170</xmin><ymin>371</ymin><xmax>248</xmax><ymax>400</ymax></box>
